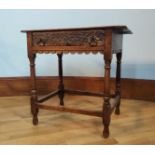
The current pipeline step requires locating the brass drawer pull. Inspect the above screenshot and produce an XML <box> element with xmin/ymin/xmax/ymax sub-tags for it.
<box><xmin>37</xmin><ymin>38</ymin><xmax>48</xmax><ymax>46</ymax></box>
<box><xmin>89</xmin><ymin>36</ymin><xmax>98</xmax><ymax>47</ymax></box>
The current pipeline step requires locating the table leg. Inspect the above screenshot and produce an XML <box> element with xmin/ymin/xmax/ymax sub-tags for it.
<box><xmin>103</xmin><ymin>59</ymin><xmax>111</xmax><ymax>138</ymax></box>
<box><xmin>115</xmin><ymin>52</ymin><xmax>122</xmax><ymax>115</ymax></box>
<box><xmin>57</xmin><ymin>53</ymin><xmax>64</xmax><ymax>106</ymax></box>
<box><xmin>28</xmin><ymin>53</ymin><xmax>39</xmax><ymax>125</ymax></box>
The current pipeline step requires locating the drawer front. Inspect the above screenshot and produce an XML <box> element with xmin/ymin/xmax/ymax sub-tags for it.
<box><xmin>32</xmin><ymin>30</ymin><xmax>105</xmax><ymax>47</ymax></box>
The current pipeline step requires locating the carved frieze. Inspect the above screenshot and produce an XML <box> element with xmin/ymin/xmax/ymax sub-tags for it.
<box><xmin>32</xmin><ymin>29</ymin><xmax>105</xmax><ymax>47</ymax></box>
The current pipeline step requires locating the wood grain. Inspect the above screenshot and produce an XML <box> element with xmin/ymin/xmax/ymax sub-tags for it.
<box><xmin>21</xmin><ymin>25</ymin><xmax>132</xmax><ymax>33</ymax></box>
<box><xmin>32</xmin><ymin>30</ymin><xmax>105</xmax><ymax>47</ymax></box>
<box><xmin>0</xmin><ymin>95</ymin><xmax>154</xmax><ymax>144</ymax></box>
<box><xmin>0</xmin><ymin>76</ymin><xmax>155</xmax><ymax>101</ymax></box>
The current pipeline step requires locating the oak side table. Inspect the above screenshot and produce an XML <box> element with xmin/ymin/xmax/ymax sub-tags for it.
<box><xmin>22</xmin><ymin>25</ymin><xmax>132</xmax><ymax>138</ymax></box>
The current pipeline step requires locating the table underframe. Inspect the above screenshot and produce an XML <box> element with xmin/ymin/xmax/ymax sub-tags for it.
<box><xmin>28</xmin><ymin>52</ymin><xmax>122</xmax><ymax>138</ymax></box>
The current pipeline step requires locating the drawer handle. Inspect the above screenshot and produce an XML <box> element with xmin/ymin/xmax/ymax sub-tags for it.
<box><xmin>37</xmin><ymin>38</ymin><xmax>48</xmax><ymax>46</ymax></box>
<box><xmin>89</xmin><ymin>36</ymin><xmax>98</xmax><ymax>47</ymax></box>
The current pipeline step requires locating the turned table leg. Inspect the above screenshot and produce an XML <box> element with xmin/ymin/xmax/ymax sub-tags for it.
<box><xmin>102</xmin><ymin>29</ymin><xmax>112</xmax><ymax>138</ymax></box>
<box><xmin>57</xmin><ymin>53</ymin><xmax>64</xmax><ymax>106</ymax></box>
<box><xmin>28</xmin><ymin>53</ymin><xmax>39</xmax><ymax>125</ymax></box>
<box><xmin>103</xmin><ymin>58</ymin><xmax>111</xmax><ymax>138</ymax></box>
<box><xmin>115</xmin><ymin>52</ymin><xmax>122</xmax><ymax>115</ymax></box>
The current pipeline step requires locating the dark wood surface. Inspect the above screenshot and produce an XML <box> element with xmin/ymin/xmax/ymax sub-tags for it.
<box><xmin>38</xmin><ymin>104</ymin><xmax>103</xmax><ymax>117</ymax></box>
<box><xmin>37</xmin><ymin>90</ymin><xmax>59</xmax><ymax>103</ymax></box>
<box><xmin>22</xmin><ymin>25</ymin><xmax>131</xmax><ymax>138</ymax></box>
<box><xmin>22</xmin><ymin>25</ymin><xmax>131</xmax><ymax>54</ymax></box>
<box><xmin>57</xmin><ymin>53</ymin><xmax>64</xmax><ymax>106</ymax></box>
<box><xmin>32</xmin><ymin>30</ymin><xmax>105</xmax><ymax>47</ymax></box>
<box><xmin>21</xmin><ymin>25</ymin><xmax>132</xmax><ymax>33</ymax></box>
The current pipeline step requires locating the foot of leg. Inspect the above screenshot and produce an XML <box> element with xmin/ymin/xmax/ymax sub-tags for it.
<box><xmin>31</xmin><ymin>103</ymin><xmax>39</xmax><ymax>125</ymax></box>
<box><xmin>103</xmin><ymin>98</ymin><xmax>111</xmax><ymax>138</ymax></box>
<box><xmin>115</xmin><ymin>97</ymin><xmax>120</xmax><ymax>115</ymax></box>
<box><xmin>33</xmin><ymin>114</ymin><xmax>38</xmax><ymax>125</ymax></box>
<box><xmin>59</xmin><ymin>89</ymin><xmax>64</xmax><ymax>106</ymax></box>
<box><xmin>115</xmin><ymin>104</ymin><xmax>120</xmax><ymax>115</ymax></box>
<box><xmin>103</xmin><ymin>126</ymin><xmax>109</xmax><ymax>138</ymax></box>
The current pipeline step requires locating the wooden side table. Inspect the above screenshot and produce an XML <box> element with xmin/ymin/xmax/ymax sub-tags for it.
<box><xmin>22</xmin><ymin>26</ymin><xmax>132</xmax><ymax>138</ymax></box>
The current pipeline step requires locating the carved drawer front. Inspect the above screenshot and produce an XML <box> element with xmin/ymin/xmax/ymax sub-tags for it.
<box><xmin>32</xmin><ymin>29</ymin><xmax>105</xmax><ymax>47</ymax></box>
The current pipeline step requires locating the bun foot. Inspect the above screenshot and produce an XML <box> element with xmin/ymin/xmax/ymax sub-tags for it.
<box><xmin>60</xmin><ymin>100</ymin><xmax>64</xmax><ymax>106</ymax></box>
<box><xmin>103</xmin><ymin>128</ymin><xmax>109</xmax><ymax>138</ymax></box>
<box><xmin>33</xmin><ymin>117</ymin><xmax>38</xmax><ymax>125</ymax></box>
<box><xmin>115</xmin><ymin>108</ymin><xmax>120</xmax><ymax>115</ymax></box>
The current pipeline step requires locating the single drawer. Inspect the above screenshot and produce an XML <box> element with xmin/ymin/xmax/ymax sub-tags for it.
<box><xmin>32</xmin><ymin>29</ymin><xmax>105</xmax><ymax>47</ymax></box>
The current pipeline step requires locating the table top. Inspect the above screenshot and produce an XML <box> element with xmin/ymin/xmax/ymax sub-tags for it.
<box><xmin>24</xmin><ymin>25</ymin><xmax>132</xmax><ymax>54</ymax></box>
<box><xmin>21</xmin><ymin>25</ymin><xmax>132</xmax><ymax>34</ymax></box>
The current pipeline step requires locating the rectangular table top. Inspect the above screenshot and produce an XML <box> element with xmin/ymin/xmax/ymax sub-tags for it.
<box><xmin>21</xmin><ymin>25</ymin><xmax>132</xmax><ymax>34</ymax></box>
<box><xmin>23</xmin><ymin>25</ymin><xmax>132</xmax><ymax>54</ymax></box>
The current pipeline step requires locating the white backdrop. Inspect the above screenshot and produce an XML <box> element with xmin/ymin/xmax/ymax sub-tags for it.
<box><xmin>0</xmin><ymin>9</ymin><xmax>155</xmax><ymax>79</ymax></box>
